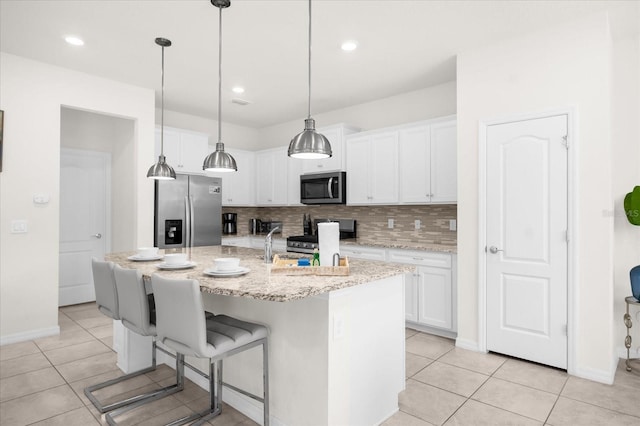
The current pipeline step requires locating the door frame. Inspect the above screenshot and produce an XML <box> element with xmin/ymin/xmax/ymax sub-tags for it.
<box><xmin>477</xmin><ymin>107</ymin><xmax>577</xmax><ymax>374</ymax></box>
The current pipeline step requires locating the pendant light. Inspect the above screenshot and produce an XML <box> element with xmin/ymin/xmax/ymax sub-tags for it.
<box><xmin>203</xmin><ymin>0</ymin><xmax>237</xmax><ymax>173</ymax></box>
<box><xmin>288</xmin><ymin>0</ymin><xmax>331</xmax><ymax>159</ymax></box>
<box><xmin>147</xmin><ymin>37</ymin><xmax>176</xmax><ymax>180</ymax></box>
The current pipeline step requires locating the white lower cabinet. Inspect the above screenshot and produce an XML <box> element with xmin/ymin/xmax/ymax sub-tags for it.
<box><xmin>388</xmin><ymin>249</ymin><xmax>456</xmax><ymax>337</ymax></box>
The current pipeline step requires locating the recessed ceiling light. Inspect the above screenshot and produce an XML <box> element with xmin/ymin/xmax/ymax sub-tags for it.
<box><xmin>341</xmin><ymin>40</ymin><xmax>358</xmax><ymax>51</ymax></box>
<box><xmin>64</xmin><ymin>36</ymin><xmax>84</xmax><ymax>46</ymax></box>
<box><xmin>232</xmin><ymin>86</ymin><xmax>245</xmax><ymax>94</ymax></box>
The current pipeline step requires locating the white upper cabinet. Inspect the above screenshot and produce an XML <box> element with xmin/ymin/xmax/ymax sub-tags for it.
<box><xmin>398</xmin><ymin>118</ymin><xmax>457</xmax><ymax>204</ymax></box>
<box><xmin>154</xmin><ymin>126</ymin><xmax>208</xmax><ymax>175</ymax></box>
<box><xmin>429</xmin><ymin>120</ymin><xmax>457</xmax><ymax>203</ymax></box>
<box><xmin>399</xmin><ymin>124</ymin><xmax>431</xmax><ymax>203</ymax></box>
<box><xmin>287</xmin><ymin>155</ymin><xmax>303</xmax><ymax>206</ymax></box>
<box><xmin>346</xmin><ymin>130</ymin><xmax>399</xmax><ymax>205</ymax></box>
<box><xmin>206</xmin><ymin>148</ymin><xmax>255</xmax><ymax>206</ymax></box>
<box><xmin>256</xmin><ymin>146</ymin><xmax>288</xmax><ymax>206</ymax></box>
<box><xmin>300</xmin><ymin>124</ymin><xmax>360</xmax><ymax>174</ymax></box>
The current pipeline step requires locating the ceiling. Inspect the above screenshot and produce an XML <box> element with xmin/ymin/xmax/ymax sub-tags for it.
<box><xmin>1</xmin><ymin>1</ymin><xmax>638</xmax><ymax>128</ymax></box>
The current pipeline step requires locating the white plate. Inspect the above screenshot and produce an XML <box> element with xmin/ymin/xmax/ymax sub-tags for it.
<box><xmin>156</xmin><ymin>261</ymin><xmax>197</xmax><ymax>270</ymax></box>
<box><xmin>128</xmin><ymin>254</ymin><xmax>163</xmax><ymax>261</ymax></box>
<box><xmin>203</xmin><ymin>267</ymin><xmax>250</xmax><ymax>277</ymax></box>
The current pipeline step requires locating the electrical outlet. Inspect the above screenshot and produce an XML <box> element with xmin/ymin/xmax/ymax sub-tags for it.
<box><xmin>414</xmin><ymin>219</ymin><xmax>421</xmax><ymax>230</ymax></box>
<box><xmin>449</xmin><ymin>219</ymin><xmax>457</xmax><ymax>231</ymax></box>
<box><xmin>388</xmin><ymin>218</ymin><xmax>394</xmax><ymax>229</ymax></box>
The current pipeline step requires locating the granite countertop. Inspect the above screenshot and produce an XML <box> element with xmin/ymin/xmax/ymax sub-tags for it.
<box><xmin>106</xmin><ymin>246</ymin><xmax>412</xmax><ymax>302</ymax></box>
<box><xmin>340</xmin><ymin>239</ymin><xmax>457</xmax><ymax>253</ymax></box>
<box><xmin>223</xmin><ymin>235</ymin><xmax>457</xmax><ymax>253</ymax></box>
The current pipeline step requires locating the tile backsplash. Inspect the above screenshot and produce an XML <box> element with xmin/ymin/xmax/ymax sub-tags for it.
<box><xmin>222</xmin><ymin>204</ymin><xmax>457</xmax><ymax>246</ymax></box>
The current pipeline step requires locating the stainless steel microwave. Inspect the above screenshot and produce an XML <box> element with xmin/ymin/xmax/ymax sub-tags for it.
<box><xmin>300</xmin><ymin>171</ymin><xmax>346</xmax><ymax>205</ymax></box>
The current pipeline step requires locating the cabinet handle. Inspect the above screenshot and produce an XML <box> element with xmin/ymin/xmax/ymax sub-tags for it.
<box><xmin>317</xmin><ymin>164</ymin><xmax>323</xmax><ymax>168</ymax></box>
<box><xmin>412</xmin><ymin>257</ymin><xmax>424</xmax><ymax>261</ymax></box>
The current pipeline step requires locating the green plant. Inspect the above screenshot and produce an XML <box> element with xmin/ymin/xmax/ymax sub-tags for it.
<box><xmin>624</xmin><ymin>186</ymin><xmax>640</xmax><ymax>226</ymax></box>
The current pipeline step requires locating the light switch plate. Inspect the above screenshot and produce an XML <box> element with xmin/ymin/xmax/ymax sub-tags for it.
<box><xmin>414</xmin><ymin>219</ymin><xmax>421</xmax><ymax>230</ymax></box>
<box><xmin>449</xmin><ymin>219</ymin><xmax>457</xmax><ymax>231</ymax></box>
<box><xmin>388</xmin><ymin>218</ymin><xmax>394</xmax><ymax>229</ymax></box>
<box><xmin>11</xmin><ymin>220</ymin><xmax>28</xmax><ymax>234</ymax></box>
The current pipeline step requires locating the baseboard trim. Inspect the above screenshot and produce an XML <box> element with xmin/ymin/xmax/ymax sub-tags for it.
<box><xmin>573</xmin><ymin>359</ymin><xmax>616</xmax><ymax>385</ymax></box>
<box><xmin>0</xmin><ymin>326</ymin><xmax>60</xmax><ymax>346</ymax></box>
<box><xmin>406</xmin><ymin>322</ymin><xmax>457</xmax><ymax>340</ymax></box>
<box><xmin>616</xmin><ymin>346</ymin><xmax>640</xmax><ymax>359</ymax></box>
<box><xmin>156</xmin><ymin>351</ymin><xmax>282</xmax><ymax>426</ymax></box>
<box><xmin>455</xmin><ymin>338</ymin><xmax>481</xmax><ymax>352</ymax></box>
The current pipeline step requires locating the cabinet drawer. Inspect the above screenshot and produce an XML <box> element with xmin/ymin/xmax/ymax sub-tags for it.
<box><xmin>387</xmin><ymin>249</ymin><xmax>451</xmax><ymax>268</ymax></box>
<box><xmin>339</xmin><ymin>245</ymin><xmax>386</xmax><ymax>261</ymax></box>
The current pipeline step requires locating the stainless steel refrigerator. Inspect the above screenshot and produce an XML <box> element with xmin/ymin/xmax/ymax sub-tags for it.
<box><xmin>154</xmin><ymin>174</ymin><xmax>222</xmax><ymax>249</ymax></box>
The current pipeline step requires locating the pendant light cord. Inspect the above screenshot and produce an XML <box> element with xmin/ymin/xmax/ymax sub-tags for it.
<box><xmin>160</xmin><ymin>44</ymin><xmax>165</xmax><ymax>157</ymax></box>
<box><xmin>218</xmin><ymin>5</ymin><xmax>223</xmax><ymax>144</ymax></box>
<box><xmin>307</xmin><ymin>0</ymin><xmax>312</xmax><ymax>120</ymax></box>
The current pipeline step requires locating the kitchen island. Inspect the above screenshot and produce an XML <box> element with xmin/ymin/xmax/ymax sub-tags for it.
<box><xmin>107</xmin><ymin>246</ymin><xmax>411</xmax><ymax>426</ymax></box>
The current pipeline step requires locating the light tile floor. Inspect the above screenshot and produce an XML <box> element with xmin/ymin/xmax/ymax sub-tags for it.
<box><xmin>0</xmin><ymin>303</ymin><xmax>638</xmax><ymax>425</ymax></box>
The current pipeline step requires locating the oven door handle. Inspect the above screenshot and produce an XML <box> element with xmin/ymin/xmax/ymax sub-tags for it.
<box><xmin>327</xmin><ymin>177</ymin><xmax>334</xmax><ymax>199</ymax></box>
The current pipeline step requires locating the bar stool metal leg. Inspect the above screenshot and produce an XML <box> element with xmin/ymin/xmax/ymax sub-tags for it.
<box><xmin>104</xmin><ymin>353</ymin><xmax>185</xmax><ymax>426</ymax></box>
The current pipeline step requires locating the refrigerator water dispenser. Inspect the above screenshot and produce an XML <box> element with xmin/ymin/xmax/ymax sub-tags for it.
<box><xmin>165</xmin><ymin>219</ymin><xmax>183</xmax><ymax>245</ymax></box>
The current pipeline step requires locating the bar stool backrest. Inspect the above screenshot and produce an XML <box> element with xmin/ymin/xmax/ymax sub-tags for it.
<box><xmin>113</xmin><ymin>265</ymin><xmax>156</xmax><ymax>337</ymax></box>
<box><xmin>91</xmin><ymin>258</ymin><xmax>120</xmax><ymax>320</ymax></box>
<box><xmin>151</xmin><ymin>274</ymin><xmax>214</xmax><ymax>358</ymax></box>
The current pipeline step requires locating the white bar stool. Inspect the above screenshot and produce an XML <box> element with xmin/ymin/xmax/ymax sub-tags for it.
<box><xmin>85</xmin><ymin>260</ymin><xmax>185</xmax><ymax>415</ymax></box>
<box><xmin>140</xmin><ymin>274</ymin><xmax>270</xmax><ymax>426</ymax></box>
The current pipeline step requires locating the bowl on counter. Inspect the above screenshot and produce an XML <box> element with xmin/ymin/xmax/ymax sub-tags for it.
<box><xmin>213</xmin><ymin>257</ymin><xmax>241</xmax><ymax>271</ymax></box>
<box><xmin>137</xmin><ymin>247</ymin><xmax>159</xmax><ymax>258</ymax></box>
<box><xmin>164</xmin><ymin>253</ymin><xmax>188</xmax><ymax>265</ymax></box>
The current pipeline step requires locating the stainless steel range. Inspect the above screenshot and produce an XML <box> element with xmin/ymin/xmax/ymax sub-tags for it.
<box><xmin>286</xmin><ymin>218</ymin><xmax>357</xmax><ymax>254</ymax></box>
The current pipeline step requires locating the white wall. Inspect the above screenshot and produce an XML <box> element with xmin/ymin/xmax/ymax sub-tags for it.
<box><xmin>159</xmin><ymin>108</ymin><xmax>260</xmax><ymax>151</ymax></box>
<box><xmin>60</xmin><ymin>108</ymin><xmax>137</xmax><ymax>253</ymax></box>
<box><xmin>0</xmin><ymin>53</ymin><xmax>155</xmax><ymax>342</ymax></box>
<box><xmin>612</xmin><ymin>35</ymin><xmax>640</xmax><ymax>358</ymax></box>
<box><xmin>457</xmin><ymin>13</ymin><xmax>616</xmax><ymax>382</ymax></box>
<box><xmin>257</xmin><ymin>81</ymin><xmax>456</xmax><ymax>150</ymax></box>
<box><xmin>158</xmin><ymin>81</ymin><xmax>456</xmax><ymax>153</ymax></box>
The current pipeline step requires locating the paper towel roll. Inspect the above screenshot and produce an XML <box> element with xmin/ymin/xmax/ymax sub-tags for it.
<box><xmin>317</xmin><ymin>222</ymin><xmax>340</xmax><ymax>267</ymax></box>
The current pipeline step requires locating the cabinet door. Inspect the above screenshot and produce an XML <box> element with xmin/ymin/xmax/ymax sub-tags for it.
<box><xmin>399</xmin><ymin>125</ymin><xmax>431</xmax><ymax>203</ymax></box>
<box><xmin>179</xmin><ymin>132</ymin><xmax>208</xmax><ymax>174</ymax></box>
<box><xmin>255</xmin><ymin>150</ymin><xmax>275</xmax><ymax>205</ymax></box>
<box><xmin>417</xmin><ymin>266</ymin><xmax>452</xmax><ymax>330</ymax></box>
<box><xmin>256</xmin><ymin>148</ymin><xmax>288</xmax><ymax>206</ymax></box>
<box><xmin>211</xmin><ymin>149</ymin><xmax>255</xmax><ymax>206</ymax></box>
<box><xmin>155</xmin><ymin>128</ymin><xmax>181</xmax><ymax>170</ymax></box>
<box><xmin>405</xmin><ymin>270</ymin><xmax>419</xmax><ymax>322</ymax></box>
<box><xmin>370</xmin><ymin>132</ymin><xmax>399</xmax><ymax>204</ymax></box>
<box><xmin>346</xmin><ymin>135</ymin><xmax>371</xmax><ymax>204</ymax></box>
<box><xmin>430</xmin><ymin>121</ymin><xmax>457</xmax><ymax>203</ymax></box>
<box><xmin>287</xmin><ymin>155</ymin><xmax>303</xmax><ymax>206</ymax></box>
<box><xmin>302</xmin><ymin>127</ymin><xmax>342</xmax><ymax>173</ymax></box>
<box><xmin>271</xmin><ymin>147</ymin><xmax>289</xmax><ymax>205</ymax></box>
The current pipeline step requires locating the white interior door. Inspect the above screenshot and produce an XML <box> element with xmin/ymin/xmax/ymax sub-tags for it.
<box><xmin>486</xmin><ymin>115</ymin><xmax>568</xmax><ymax>369</ymax></box>
<box><xmin>59</xmin><ymin>148</ymin><xmax>110</xmax><ymax>306</ymax></box>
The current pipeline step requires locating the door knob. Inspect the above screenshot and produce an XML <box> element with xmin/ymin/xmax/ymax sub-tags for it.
<box><xmin>92</xmin><ymin>233</ymin><xmax>102</xmax><ymax>239</ymax></box>
<box><xmin>489</xmin><ymin>246</ymin><xmax>503</xmax><ymax>254</ymax></box>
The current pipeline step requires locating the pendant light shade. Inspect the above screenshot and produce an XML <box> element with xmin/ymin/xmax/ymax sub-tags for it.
<box><xmin>147</xmin><ymin>37</ymin><xmax>176</xmax><ymax>180</ymax></box>
<box><xmin>203</xmin><ymin>0</ymin><xmax>237</xmax><ymax>173</ymax></box>
<box><xmin>289</xmin><ymin>118</ymin><xmax>331</xmax><ymax>159</ymax></box>
<box><xmin>288</xmin><ymin>0</ymin><xmax>331</xmax><ymax>159</ymax></box>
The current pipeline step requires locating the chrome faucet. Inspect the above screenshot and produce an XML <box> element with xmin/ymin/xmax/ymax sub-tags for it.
<box><xmin>264</xmin><ymin>226</ymin><xmax>280</xmax><ymax>263</ymax></box>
